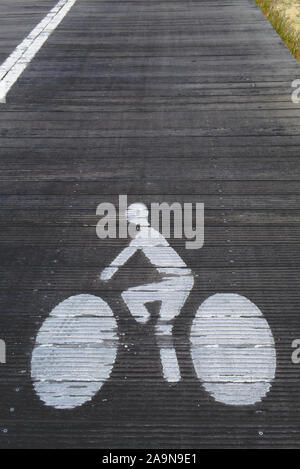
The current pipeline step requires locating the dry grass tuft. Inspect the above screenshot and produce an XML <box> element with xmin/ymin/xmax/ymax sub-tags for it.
<box><xmin>255</xmin><ymin>0</ymin><xmax>300</xmax><ymax>61</ymax></box>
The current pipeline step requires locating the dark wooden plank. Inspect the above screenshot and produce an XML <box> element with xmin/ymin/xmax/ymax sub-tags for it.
<box><xmin>0</xmin><ymin>0</ymin><xmax>300</xmax><ymax>449</ymax></box>
<box><xmin>0</xmin><ymin>0</ymin><xmax>58</xmax><ymax>61</ymax></box>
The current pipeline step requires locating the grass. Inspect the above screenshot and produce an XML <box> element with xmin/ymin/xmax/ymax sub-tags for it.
<box><xmin>254</xmin><ymin>0</ymin><xmax>300</xmax><ymax>61</ymax></box>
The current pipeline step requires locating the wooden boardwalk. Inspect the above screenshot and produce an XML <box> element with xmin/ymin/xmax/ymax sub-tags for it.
<box><xmin>1</xmin><ymin>0</ymin><xmax>300</xmax><ymax>448</ymax></box>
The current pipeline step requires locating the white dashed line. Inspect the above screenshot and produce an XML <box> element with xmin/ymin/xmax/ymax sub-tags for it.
<box><xmin>0</xmin><ymin>0</ymin><xmax>78</xmax><ymax>103</ymax></box>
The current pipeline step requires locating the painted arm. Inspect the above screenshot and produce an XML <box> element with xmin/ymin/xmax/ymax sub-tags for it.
<box><xmin>100</xmin><ymin>246</ymin><xmax>138</xmax><ymax>281</ymax></box>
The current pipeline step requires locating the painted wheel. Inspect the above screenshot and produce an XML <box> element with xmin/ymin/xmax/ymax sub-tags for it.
<box><xmin>31</xmin><ymin>294</ymin><xmax>118</xmax><ymax>409</ymax></box>
<box><xmin>190</xmin><ymin>293</ymin><xmax>276</xmax><ymax>405</ymax></box>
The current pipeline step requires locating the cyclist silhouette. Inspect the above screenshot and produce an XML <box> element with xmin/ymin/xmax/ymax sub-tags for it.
<box><xmin>32</xmin><ymin>206</ymin><xmax>276</xmax><ymax>409</ymax></box>
<box><xmin>100</xmin><ymin>203</ymin><xmax>194</xmax><ymax>382</ymax></box>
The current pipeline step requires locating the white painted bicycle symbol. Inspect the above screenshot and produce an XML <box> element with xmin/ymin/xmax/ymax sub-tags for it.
<box><xmin>31</xmin><ymin>203</ymin><xmax>276</xmax><ymax>409</ymax></box>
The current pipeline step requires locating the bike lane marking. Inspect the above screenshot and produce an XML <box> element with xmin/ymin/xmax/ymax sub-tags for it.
<box><xmin>0</xmin><ymin>0</ymin><xmax>78</xmax><ymax>103</ymax></box>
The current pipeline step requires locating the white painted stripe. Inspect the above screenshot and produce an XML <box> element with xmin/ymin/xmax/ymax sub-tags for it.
<box><xmin>0</xmin><ymin>0</ymin><xmax>78</xmax><ymax>103</ymax></box>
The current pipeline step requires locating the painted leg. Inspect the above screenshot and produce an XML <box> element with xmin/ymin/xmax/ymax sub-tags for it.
<box><xmin>156</xmin><ymin>280</ymin><xmax>194</xmax><ymax>383</ymax></box>
<box><xmin>156</xmin><ymin>321</ymin><xmax>181</xmax><ymax>383</ymax></box>
<box><xmin>121</xmin><ymin>289</ymin><xmax>153</xmax><ymax>323</ymax></box>
<box><xmin>122</xmin><ymin>277</ymin><xmax>193</xmax><ymax>383</ymax></box>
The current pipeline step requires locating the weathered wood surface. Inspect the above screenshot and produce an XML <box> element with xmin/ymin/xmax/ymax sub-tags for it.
<box><xmin>1</xmin><ymin>0</ymin><xmax>300</xmax><ymax>448</ymax></box>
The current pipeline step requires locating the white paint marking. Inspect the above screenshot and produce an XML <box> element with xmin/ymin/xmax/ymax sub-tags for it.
<box><xmin>190</xmin><ymin>293</ymin><xmax>276</xmax><ymax>406</ymax></box>
<box><xmin>31</xmin><ymin>294</ymin><xmax>118</xmax><ymax>409</ymax></box>
<box><xmin>100</xmin><ymin>203</ymin><xmax>194</xmax><ymax>383</ymax></box>
<box><xmin>0</xmin><ymin>0</ymin><xmax>78</xmax><ymax>103</ymax></box>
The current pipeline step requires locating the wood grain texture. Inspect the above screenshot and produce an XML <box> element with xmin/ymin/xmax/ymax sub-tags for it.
<box><xmin>0</xmin><ymin>0</ymin><xmax>300</xmax><ymax>449</ymax></box>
